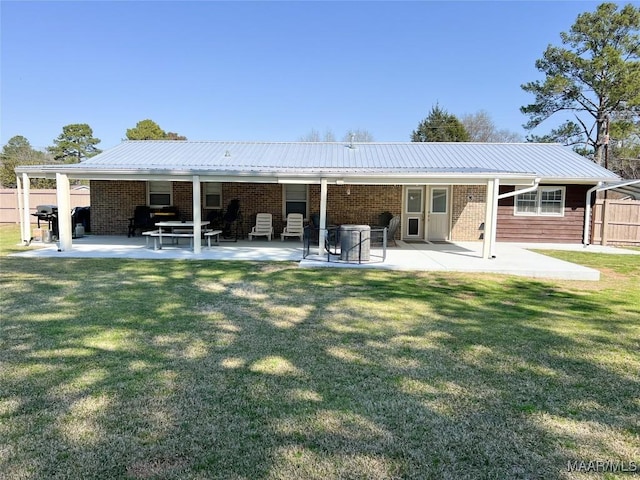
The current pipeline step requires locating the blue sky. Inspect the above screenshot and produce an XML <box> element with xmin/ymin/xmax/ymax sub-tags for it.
<box><xmin>1</xmin><ymin>0</ymin><xmax>628</xmax><ymax>150</ymax></box>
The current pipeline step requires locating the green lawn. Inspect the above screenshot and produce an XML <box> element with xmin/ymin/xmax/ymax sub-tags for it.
<box><xmin>1</xmin><ymin>225</ymin><xmax>639</xmax><ymax>479</ymax></box>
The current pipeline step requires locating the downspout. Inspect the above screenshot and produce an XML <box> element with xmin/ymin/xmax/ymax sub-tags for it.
<box><xmin>490</xmin><ymin>178</ymin><xmax>541</xmax><ymax>258</ymax></box>
<box><xmin>496</xmin><ymin>178</ymin><xmax>541</xmax><ymax>201</ymax></box>
<box><xmin>583</xmin><ymin>182</ymin><xmax>602</xmax><ymax>246</ymax></box>
<box><xmin>583</xmin><ymin>179</ymin><xmax>640</xmax><ymax>245</ymax></box>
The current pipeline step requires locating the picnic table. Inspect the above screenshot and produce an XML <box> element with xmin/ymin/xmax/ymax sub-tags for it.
<box><xmin>147</xmin><ymin>220</ymin><xmax>211</xmax><ymax>250</ymax></box>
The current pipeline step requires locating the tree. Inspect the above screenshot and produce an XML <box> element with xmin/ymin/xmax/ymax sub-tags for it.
<box><xmin>165</xmin><ymin>131</ymin><xmax>187</xmax><ymax>140</ymax></box>
<box><xmin>411</xmin><ymin>104</ymin><xmax>470</xmax><ymax>142</ymax></box>
<box><xmin>525</xmin><ymin>121</ymin><xmax>584</xmax><ymax>145</ymax></box>
<box><xmin>299</xmin><ymin>128</ymin><xmax>374</xmax><ymax>142</ymax></box>
<box><xmin>521</xmin><ymin>2</ymin><xmax>640</xmax><ymax>166</ymax></box>
<box><xmin>0</xmin><ymin>136</ymin><xmax>55</xmax><ymax>188</ymax></box>
<box><xmin>298</xmin><ymin>128</ymin><xmax>336</xmax><ymax>142</ymax></box>
<box><xmin>48</xmin><ymin>124</ymin><xmax>102</xmax><ymax>164</ymax></box>
<box><xmin>460</xmin><ymin>111</ymin><xmax>522</xmax><ymax>142</ymax></box>
<box><xmin>342</xmin><ymin>129</ymin><xmax>375</xmax><ymax>142</ymax></box>
<box><xmin>608</xmin><ymin>113</ymin><xmax>640</xmax><ymax>178</ymax></box>
<box><xmin>126</xmin><ymin>119</ymin><xmax>187</xmax><ymax>140</ymax></box>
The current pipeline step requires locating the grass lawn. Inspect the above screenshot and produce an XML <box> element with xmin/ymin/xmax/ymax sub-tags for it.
<box><xmin>1</xmin><ymin>225</ymin><xmax>639</xmax><ymax>479</ymax></box>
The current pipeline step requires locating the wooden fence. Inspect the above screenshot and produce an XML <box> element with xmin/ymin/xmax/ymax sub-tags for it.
<box><xmin>0</xmin><ymin>188</ymin><xmax>91</xmax><ymax>224</ymax></box>
<box><xmin>591</xmin><ymin>199</ymin><xmax>640</xmax><ymax>246</ymax></box>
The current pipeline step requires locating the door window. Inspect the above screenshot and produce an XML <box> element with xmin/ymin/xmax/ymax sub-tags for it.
<box><xmin>407</xmin><ymin>189</ymin><xmax>423</xmax><ymax>213</ymax></box>
<box><xmin>431</xmin><ymin>188</ymin><xmax>447</xmax><ymax>213</ymax></box>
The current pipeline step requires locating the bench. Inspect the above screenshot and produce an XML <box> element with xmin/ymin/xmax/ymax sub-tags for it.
<box><xmin>141</xmin><ymin>229</ymin><xmax>160</xmax><ymax>247</ymax></box>
<box><xmin>144</xmin><ymin>229</ymin><xmax>223</xmax><ymax>250</ymax></box>
<box><xmin>204</xmin><ymin>230</ymin><xmax>223</xmax><ymax>248</ymax></box>
<box><xmin>146</xmin><ymin>231</ymin><xmax>195</xmax><ymax>250</ymax></box>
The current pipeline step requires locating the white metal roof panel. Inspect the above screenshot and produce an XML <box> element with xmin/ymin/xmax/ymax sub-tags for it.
<box><xmin>28</xmin><ymin>141</ymin><xmax>620</xmax><ymax>181</ymax></box>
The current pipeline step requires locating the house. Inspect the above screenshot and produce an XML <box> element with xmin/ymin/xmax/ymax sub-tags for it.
<box><xmin>15</xmin><ymin>140</ymin><xmax>634</xmax><ymax>257</ymax></box>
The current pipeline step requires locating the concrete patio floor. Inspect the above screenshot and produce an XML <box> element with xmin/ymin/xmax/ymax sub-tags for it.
<box><xmin>11</xmin><ymin>234</ymin><xmax>639</xmax><ymax>280</ymax></box>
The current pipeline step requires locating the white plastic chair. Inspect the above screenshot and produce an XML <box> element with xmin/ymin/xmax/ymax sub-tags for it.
<box><xmin>248</xmin><ymin>213</ymin><xmax>273</xmax><ymax>241</ymax></box>
<box><xmin>281</xmin><ymin>213</ymin><xmax>304</xmax><ymax>241</ymax></box>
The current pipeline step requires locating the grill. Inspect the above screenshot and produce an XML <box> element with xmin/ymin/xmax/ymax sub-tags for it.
<box><xmin>33</xmin><ymin>205</ymin><xmax>59</xmax><ymax>239</ymax></box>
<box><xmin>36</xmin><ymin>204</ymin><xmax>56</xmax><ymax>215</ymax></box>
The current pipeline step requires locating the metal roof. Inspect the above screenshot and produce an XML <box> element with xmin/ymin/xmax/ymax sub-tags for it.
<box><xmin>18</xmin><ymin>140</ymin><xmax>620</xmax><ymax>182</ymax></box>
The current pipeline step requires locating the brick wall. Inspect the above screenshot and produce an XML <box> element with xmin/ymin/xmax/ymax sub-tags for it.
<box><xmin>91</xmin><ymin>180</ymin><xmax>146</xmax><ymax>235</ymax></box>
<box><xmin>450</xmin><ymin>185</ymin><xmax>487</xmax><ymax>241</ymax></box>
<box><xmin>309</xmin><ymin>185</ymin><xmax>403</xmax><ymax>226</ymax></box>
<box><xmin>90</xmin><ymin>180</ymin><xmax>403</xmax><ymax>238</ymax></box>
<box><xmin>90</xmin><ymin>180</ymin><xmax>487</xmax><ymax>243</ymax></box>
<box><xmin>90</xmin><ymin>180</ymin><xmax>590</xmax><ymax>244</ymax></box>
<box><xmin>224</xmin><ymin>183</ymin><xmax>284</xmax><ymax>236</ymax></box>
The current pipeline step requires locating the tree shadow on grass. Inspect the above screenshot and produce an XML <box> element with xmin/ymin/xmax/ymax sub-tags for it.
<box><xmin>1</xmin><ymin>258</ymin><xmax>639</xmax><ymax>479</ymax></box>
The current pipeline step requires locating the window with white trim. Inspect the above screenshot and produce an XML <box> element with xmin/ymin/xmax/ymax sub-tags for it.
<box><xmin>283</xmin><ymin>184</ymin><xmax>308</xmax><ymax>218</ymax></box>
<box><xmin>515</xmin><ymin>187</ymin><xmax>565</xmax><ymax>216</ymax></box>
<box><xmin>203</xmin><ymin>182</ymin><xmax>222</xmax><ymax>209</ymax></box>
<box><xmin>148</xmin><ymin>181</ymin><xmax>172</xmax><ymax>207</ymax></box>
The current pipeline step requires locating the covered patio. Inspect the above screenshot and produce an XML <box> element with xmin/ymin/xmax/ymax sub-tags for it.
<box><xmin>15</xmin><ymin>141</ymin><xmax>624</xmax><ymax>263</ymax></box>
<box><xmin>10</xmin><ymin>234</ymin><xmax>636</xmax><ymax>281</ymax></box>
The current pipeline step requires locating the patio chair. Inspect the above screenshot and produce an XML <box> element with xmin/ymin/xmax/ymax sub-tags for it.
<box><xmin>378</xmin><ymin>211</ymin><xmax>393</xmax><ymax>229</ymax></box>
<box><xmin>386</xmin><ymin>215</ymin><xmax>400</xmax><ymax>246</ymax></box>
<box><xmin>128</xmin><ymin>205</ymin><xmax>154</xmax><ymax>237</ymax></box>
<box><xmin>371</xmin><ymin>214</ymin><xmax>400</xmax><ymax>247</ymax></box>
<box><xmin>248</xmin><ymin>213</ymin><xmax>273</xmax><ymax>241</ymax></box>
<box><xmin>281</xmin><ymin>213</ymin><xmax>304</xmax><ymax>241</ymax></box>
<box><xmin>221</xmin><ymin>199</ymin><xmax>242</xmax><ymax>240</ymax></box>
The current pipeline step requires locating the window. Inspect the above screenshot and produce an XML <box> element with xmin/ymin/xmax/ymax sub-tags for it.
<box><xmin>284</xmin><ymin>184</ymin><xmax>308</xmax><ymax>218</ymax></box>
<box><xmin>203</xmin><ymin>182</ymin><xmax>222</xmax><ymax>209</ymax></box>
<box><xmin>515</xmin><ymin>187</ymin><xmax>565</xmax><ymax>216</ymax></box>
<box><xmin>431</xmin><ymin>188</ymin><xmax>447</xmax><ymax>213</ymax></box>
<box><xmin>148</xmin><ymin>181</ymin><xmax>172</xmax><ymax>207</ymax></box>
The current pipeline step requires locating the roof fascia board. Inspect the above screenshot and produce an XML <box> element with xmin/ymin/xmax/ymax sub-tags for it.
<box><xmin>16</xmin><ymin>167</ymin><xmax>539</xmax><ymax>184</ymax></box>
<box><xmin>80</xmin><ymin>173</ymin><xmax>282</xmax><ymax>183</ymax></box>
<box><xmin>538</xmin><ymin>177</ymin><xmax>620</xmax><ymax>184</ymax></box>
<box><xmin>340</xmin><ymin>175</ymin><xmax>537</xmax><ymax>185</ymax></box>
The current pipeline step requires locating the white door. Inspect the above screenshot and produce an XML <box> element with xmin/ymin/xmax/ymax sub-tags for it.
<box><xmin>404</xmin><ymin>187</ymin><xmax>424</xmax><ymax>239</ymax></box>
<box><xmin>427</xmin><ymin>187</ymin><xmax>450</xmax><ymax>241</ymax></box>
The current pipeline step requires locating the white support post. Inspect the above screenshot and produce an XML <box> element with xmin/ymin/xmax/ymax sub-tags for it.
<box><xmin>192</xmin><ymin>175</ymin><xmax>202</xmax><ymax>254</ymax></box>
<box><xmin>21</xmin><ymin>173</ymin><xmax>31</xmax><ymax>244</ymax></box>
<box><xmin>17</xmin><ymin>175</ymin><xmax>25</xmax><ymax>244</ymax></box>
<box><xmin>56</xmin><ymin>173</ymin><xmax>72</xmax><ymax>251</ymax></box>
<box><xmin>318</xmin><ymin>178</ymin><xmax>328</xmax><ymax>256</ymax></box>
<box><xmin>482</xmin><ymin>178</ymin><xmax>498</xmax><ymax>259</ymax></box>
<box><xmin>489</xmin><ymin>178</ymin><xmax>500</xmax><ymax>259</ymax></box>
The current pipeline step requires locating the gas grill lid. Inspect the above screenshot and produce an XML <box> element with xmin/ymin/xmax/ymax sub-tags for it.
<box><xmin>36</xmin><ymin>205</ymin><xmax>57</xmax><ymax>214</ymax></box>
